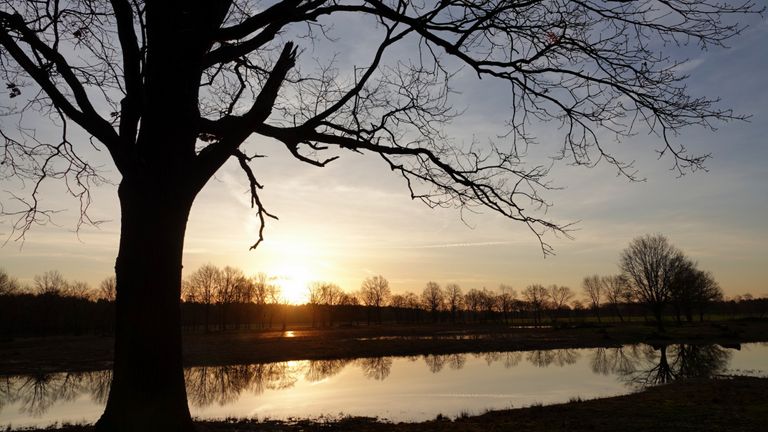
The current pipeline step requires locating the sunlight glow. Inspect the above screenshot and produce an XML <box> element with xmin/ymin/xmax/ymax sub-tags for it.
<box><xmin>274</xmin><ymin>263</ymin><xmax>311</xmax><ymax>305</ymax></box>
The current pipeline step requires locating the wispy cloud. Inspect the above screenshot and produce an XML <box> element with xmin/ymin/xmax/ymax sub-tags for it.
<box><xmin>393</xmin><ymin>241</ymin><xmax>515</xmax><ymax>249</ymax></box>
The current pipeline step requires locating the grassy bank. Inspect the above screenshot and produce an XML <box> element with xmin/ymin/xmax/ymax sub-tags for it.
<box><xmin>17</xmin><ymin>376</ymin><xmax>768</xmax><ymax>432</ymax></box>
<box><xmin>1</xmin><ymin>320</ymin><xmax>766</xmax><ymax>375</ymax></box>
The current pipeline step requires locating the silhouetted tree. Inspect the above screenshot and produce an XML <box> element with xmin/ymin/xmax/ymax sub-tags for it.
<box><xmin>692</xmin><ymin>270</ymin><xmax>723</xmax><ymax>321</ymax></box>
<box><xmin>463</xmin><ymin>288</ymin><xmax>483</xmax><ymax>322</ymax></box>
<box><xmin>214</xmin><ymin>265</ymin><xmax>247</xmax><ymax>330</ymax></box>
<box><xmin>98</xmin><ymin>277</ymin><xmax>117</xmax><ymax>302</ymax></box>
<box><xmin>603</xmin><ymin>274</ymin><xmax>631</xmax><ymax>322</ymax></box>
<box><xmin>33</xmin><ymin>270</ymin><xmax>69</xmax><ymax>297</ymax></box>
<box><xmin>547</xmin><ymin>284</ymin><xmax>573</xmax><ymax>322</ymax></box>
<box><xmin>360</xmin><ymin>275</ymin><xmax>390</xmax><ymax>324</ymax></box>
<box><xmin>620</xmin><ymin>234</ymin><xmax>685</xmax><ymax>330</ymax></box>
<box><xmin>0</xmin><ymin>268</ymin><xmax>20</xmax><ymax>296</ymax></box>
<box><xmin>421</xmin><ymin>281</ymin><xmax>444</xmax><ymax>322</ymax></box>
<box><xmin>523</xmin><ymin>284</ymin><xmax>549</xmax><ymax>325</ymax></box>
<box><xmin>183</xmin><ymin>264</ymin><xmax>220</xmax><ymax>331</ymax></box>
<box><xmin>669</xmin><ymin>257</ymin><xmax>699</xmax><ymax>323</ymax></box>
<box><xmin>445</xmin><ymin>283</ymin><xmax>463</xmax><ymax>323</ymax></box>
<box><xmin>582</xmin><ymin>275</ymin><xmax>603</xmax><ymax>323</ymax></box>
<box><xmin>498</xmin><ymin>284</ymin><xmax>516</xmax><ymax>324</ymax></box>
<box><xmin>1</xmin><ymin>1</ymin><xmax>757</xmax><ymax>430</ymax></box>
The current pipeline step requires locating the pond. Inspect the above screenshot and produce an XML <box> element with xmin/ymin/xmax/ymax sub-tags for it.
<box><xmin>1</xmin><ymin>343</ymin><xmax>766</xmax><ymax>429</ymax></box>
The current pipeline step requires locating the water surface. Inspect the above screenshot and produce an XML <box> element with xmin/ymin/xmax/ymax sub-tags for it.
<box><xmin>1</xmin><ymin>343</ymin><xmax>765</xmax><ymax>429</ymax></box>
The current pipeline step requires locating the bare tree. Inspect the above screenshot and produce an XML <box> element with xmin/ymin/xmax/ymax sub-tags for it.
<box><xmin>582</xmin><ymin>275</ymin><xmax>603</xmax><ymax>322</ymax></box>
<box><xmin>444</xmin><ymin>283</ymin><xmax>463</xmax><ymax>323</ymax></box>
<box><xmin>33</xmin><ymin>270</ymin><xmax>69</xmax><ymax>297</ymax></box>
<box><xmin>360</xmin><ymin>275</ymin><xmax>391</xmax><ymax>324</ymax></box>
<box><xmin>480</xmin><ymin>288</ymin><xmax>499</xmax><ymax>321</ymax></box>
<box><xmin>498</xmin><ymin>284</ymin><xmax>516</xmax><ymax>324</ymax></box>
<box><xmin>69</xmin><ymin>280</ymin><xmax>93</xmax><ymax>300</ymax></box>
<box><xmin>184</xmin><ymin>264</ymin><xmax>220</xmax><ymax>332</ymax></box>
<box><xmin>98</xmin><ymin>276</ymin><xmax>117</xmax><ymax>302</ymax></box>
<box><xmin>620</xmin><ymin>234</ymin><xmax>684</xmax><ymax>329</ymax></box>
<box><xmin>463</xmin><ymin>288</ymin><xmax>483</xmax><ymax>322</ymax></box>
<box><xmin>0</xmin><ymin>268</ymin><xmax>20</xmax><ymax>296</ymax></box>
<box><xmin>421</xmin><ymin>281</ymin><xmax>444</xmax><ymax>322</ymax></box>
<box><xmin>307</xmin><ymin>281</ymin><xmax>343</xmax><ymax>326</ymax></box>
<box><xmin>547</xmin><ymin>284</ymin><xmax>574</xmax><ymax>322</ymax></box>
<box><xmin>0</xmin><ymin>1</ymin><xmax>759</xmax><ymax>429</ymax></box>
<box><xmin>523</xmin><ymin>284</ymin><xmax>549</xmax><ymax>325</ymax></box>
<box><xmin>603</xmin><ymin>274</ymin><xmax>631</xmax><ymax>323</ymax></box>
<box><xmin>692</xmin><ymin>270</ymin><xmax>723</xmax><ymax>321</ymax></box>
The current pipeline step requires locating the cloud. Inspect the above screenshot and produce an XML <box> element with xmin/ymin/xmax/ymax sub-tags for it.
<box><xmin>392</xmin><ymin>241</ymin><xmax>516</xmax><ymax>249</ymax></box>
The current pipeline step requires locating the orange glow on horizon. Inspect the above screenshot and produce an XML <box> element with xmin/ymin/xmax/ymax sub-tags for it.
<box><xmin>272</xmin><ymin>263</ymin><xmax>312</xmax><ymax>305</ymax></box>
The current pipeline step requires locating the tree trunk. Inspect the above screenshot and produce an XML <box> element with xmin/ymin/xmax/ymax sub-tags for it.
<box><xmin>96</xmin><ymin>179</ymin><xmax>195</xmax><ymax>432</ymax></box>
<box><xmin>652</xmin><ymin>304</ymin><xmax>665</xmax><ymax>332</ymax></box>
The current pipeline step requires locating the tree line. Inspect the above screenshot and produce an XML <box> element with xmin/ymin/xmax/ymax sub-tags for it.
<box><xmin>1</xmin><ymin>234</ymin><xmax>766</xmax><ymax>336</ymax></box>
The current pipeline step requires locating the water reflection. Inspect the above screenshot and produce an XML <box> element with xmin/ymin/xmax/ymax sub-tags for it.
<box><xmin>526</xmin><ymin>349</ymin><xmax>581</xmax><ymax>368</ymax></box>
<box><xmin>0</xmin><ymin>343</ymin><xmax>756</xmax><ymax>423</ymax></box>
<box><xmin>614</xmin><ymin>344</ymin><xmax>732</xmax><ymax>388</ymax></box>
<box><xmin>185</xmin><ymin>363</ymin><xmax>298</xmax><ymax>408</ymax></box>
<box><xmin>0</xmin><ymin>371</ymin><xmax>110</xmax><ymax>417</ymax></box>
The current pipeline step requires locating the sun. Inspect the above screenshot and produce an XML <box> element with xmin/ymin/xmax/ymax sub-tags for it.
<box><xmin>274</xmin><ymin>264</ymin><xmax>311</xmax><ymax>305</ymax></box>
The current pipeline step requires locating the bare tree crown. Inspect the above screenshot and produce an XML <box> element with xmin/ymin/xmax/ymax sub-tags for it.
<box><xmin>1</xmin><ymin>0</ymin><xmax>760</xmax><ymax>253</ymax></box>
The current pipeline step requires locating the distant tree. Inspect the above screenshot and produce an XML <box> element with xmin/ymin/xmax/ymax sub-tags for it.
<box><xmin>250</xmin><ymin>272</ymin><xmax>272</xmax><ymax>329</ymax></box>
<box><xmin>582</xmin><ymin>275</ymin><xmax>604</xmax><ymax>322</ymax></box>
<box><xmin>307</xmin><ymin>282</ymin><xmax>324</xmax><ymax>327</ymax></box>
<box><xmin>691</xmin><ymin>270</ymin><xmax>723</xmax><ymax>321</ymax></box>
<box><xmin>620</xmin><ymin>234</ymin><xmax>684</xmax><ymax>330</ymax></box>
<box><xmin>308</xmin><ymin>281</ymin><xmax>343</xmax><ymax>326</ymax></box>
<box><xmin>99</xmin><ymin>276</ymin><xmax>117</xmax><ymax>302</ymax></box>
<box><xmin>498</xmin><ymin>285</ymin><xmax>516</xmax><ymax>323</ymax></box>
<box><xmin>33</xmin><ymin>270</ymin><xmax>69</xmax><ymax>297</ymax></box>
<box><xmin>479</xmin><ymin>288</ymin><xmax>499</xmax><ymax>322</ymax></box>
<box><xmin>338</xmin><ymin>292</ymin><xmax>359</xmax><ymax>306</ymax></box>
<box><xmin>445</xmin><ymin>283</ymin><xmax>463</xmax><ymax>323</ymax></box>
<box><xmin>69</xmin><ymin>280</ymin><xmax>93</xmax><ymax>300</ymax></box>
<box><xmin>0</xmin><ymin>268</ymin><xmax>20</xmax><ymax>296</ymax></box>
<box><xmin>523</xmin><ymin>284</ymin><xmax>549</xmax><ymax>325</ymax></box>
<box><xmin>360</xmin><ymin>275</ymin><xmax>391</xmax><ymax>324</ymax></box>
<box><xmin>390</xmin><ymin>293</ymin><xmax>407</xmax><ymax>309</ymax></box>
<box><xmin>463</xmin><ymin>289</ymin><xmax>483</xmax><ymax>322</ymax></box>
<box><xmin>547</xmin><ymin>285</ymin><xmax>574</xmax><ymax>322</ymax></box>
<box><xmin>603</xmin><ymin>274</ymin><xmax>632</xmax><ymax>323</ymax></box>
<box><xmin>571</xmin><ymin>300</ymin><xmax>585</xmax><ymax>317</ymax></box>
<box><xmin>421</xmin><ymin>281</ymin><xmax>444</xmax><ymax>322</ymax></box>
<box><xmin>184</xmin><ymin>264</ymin><xmax>221</xmax><ymax>331</ymax></box>
<box><xmin>669</xmin><ymin>257</ymin><xmax>699</xmax><ymax>323</ymax></box>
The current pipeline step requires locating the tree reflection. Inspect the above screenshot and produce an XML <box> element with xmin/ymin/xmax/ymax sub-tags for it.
<box><xmin>0</xmin><ymin>371</ymin><xmax>111</xmax><ymax>417</ymax></box>
<box><xmin>358</xmin><ymin>357</ymin><xmax>393</xmax><ymax>381</ymax></box>
<box><xmin>304</xmin><ymin>359</ymin><xmax>352</xmax><ymax>382</ymax></box>
<box><xmin>590</xmin><ymin>347</ymin><xmax>639</xmax><ymax>376</ymax></box>
<box><xmin>447</xmin><ymin>353</ymin><xmax>466</xmax><ymax>370</ymax></box>
<box><xmin>501</xmin><ymin>352</ymin><xmax>523</xmax><ymax>369</ymax></box>
<box><xmin>184</xmin><ymin>362</ymin><xmax>302</xmax><ymax>407</ymax></box>
<box><xmin>423</xmin><ymin>354</ymin><xmax>447</xmax><ymax>373</ymax></box>
<box><xmin>607</xmin><ymin>344</ymin><xmax>732</xmax><ymax>388</ymax></box>
<box><xmin>526</xmin><ymin>349</ymin><xmax>581</xmax><ymax>367</ymax></box>
<box><xmin>0</xmin><ymin>344</ymin><xmax>738</xmax><ymax>418</ymax></box>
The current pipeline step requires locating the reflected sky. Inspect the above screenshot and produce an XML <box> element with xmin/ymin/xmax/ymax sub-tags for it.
<box><xmin>1</xmin><ymin>343</ymin><xmax>765</xmax><ymax>428</ymax></box>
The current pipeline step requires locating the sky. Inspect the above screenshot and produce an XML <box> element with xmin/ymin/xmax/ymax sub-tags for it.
<box><xmin>1</xmin><ymin>6</ymin><xmax>766</xmax><ymax>303</ymax></box>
